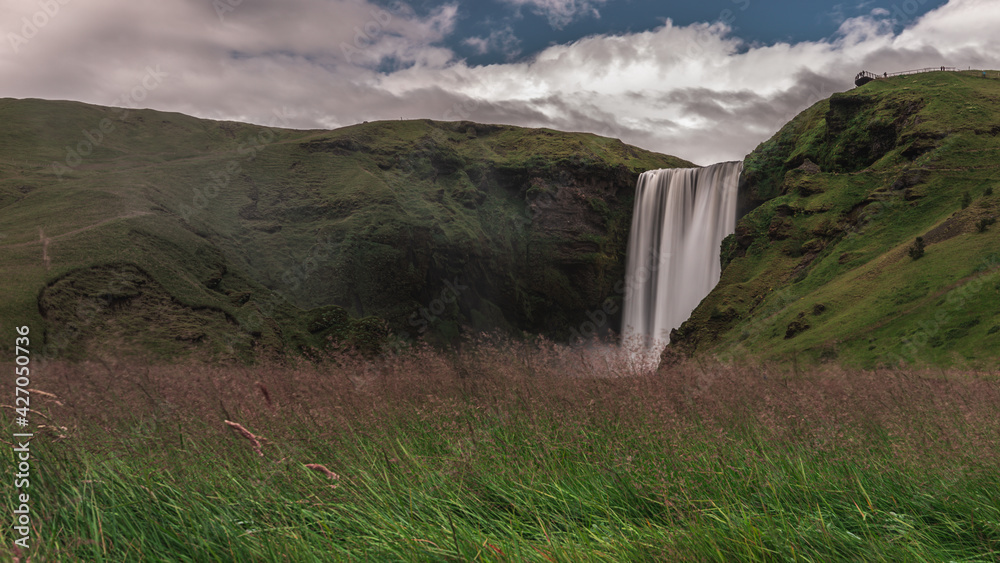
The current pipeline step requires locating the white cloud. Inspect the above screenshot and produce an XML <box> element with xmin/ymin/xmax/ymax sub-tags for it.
<box><xmin>379</xmin><ymin>0</ymin><xmax>998</xmax><ymax>163</ymax></box>
<box><xmin>463</xmin><ymin>36</ymin><xmax>490</xmax><ymax>54</ymax></box>
<box><xmin>0</xmin><ymin>0</ymin><xmax>996</xmax><ymax>165</ymax></box>
<box><xmin>893</xmin><ymin>0</ymin><xmax>1000</xmax><ymax>52</ymax></box>
<box><xmin>826</xmin><ymin>4</ymin><xmax>847</xmax><ymax>24</ymax></box>
<box><xmin>0</xmin><ymin>0</ymin><xmax>461</xmax><ymax>127</ymax></box>
<box><xmin>500</xmin><ymin>0</ymin><xmax>607</xmax><ymax>29</ymax></box>
<box><xmin>871</xmin><ymin>7</ymin><xmax>891</xmax><ymax>16</ymax></box>
<box><xmin>462</xmin><ymin>25</ymin><xmax>522</xmax><ymax>59</ymax></box>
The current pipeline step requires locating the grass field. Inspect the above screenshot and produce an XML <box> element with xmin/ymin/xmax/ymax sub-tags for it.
<box><xmin>3</xmin><ymin>339</ymin><xmax>999</xmax><ymax>561</ymax></box>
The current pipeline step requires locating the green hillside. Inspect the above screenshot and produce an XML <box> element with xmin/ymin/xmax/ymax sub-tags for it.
<box><xmin>0</xmin><ymin>98</ymin><xmax>691</xmax><ymax>360</ymax></box>
<box><xmin>670</xmin><ymin>71</ymin><xmax>1000</xmax><ymax>368</ymax></box>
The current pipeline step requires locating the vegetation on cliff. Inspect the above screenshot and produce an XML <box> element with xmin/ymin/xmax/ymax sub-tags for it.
<box><xmin>671</xmin><ymin>71</ymin><xmax>1000</xmax><ymax>367</ymax></box>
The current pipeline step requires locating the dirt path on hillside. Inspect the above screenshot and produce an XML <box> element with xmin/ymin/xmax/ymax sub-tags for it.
<box><xmin>0</xmin><ymin>211</ymin><xmax>152</xmax><ymax>249</ymax></box>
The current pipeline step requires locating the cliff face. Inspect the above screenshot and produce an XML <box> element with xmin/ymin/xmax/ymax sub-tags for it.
<box><xmin>290</xmin><ymin>124</ymin><xmax>691</xmax><ymax>342</ymax></box>
<box><xmin>0</xmin><ymin>99</ymin><xmax>691</xmax><ymax>358</ymax></box>
<box><xmin>667</xmin><ymin>71</ymin><xmax>1000</xmax><ymax>367</ymax></box>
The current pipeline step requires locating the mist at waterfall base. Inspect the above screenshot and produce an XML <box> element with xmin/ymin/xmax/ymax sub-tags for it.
<box><xmin>618</xmin><ymin>161</ymin><xmax>743</xmax><ymax>363</ymax></box>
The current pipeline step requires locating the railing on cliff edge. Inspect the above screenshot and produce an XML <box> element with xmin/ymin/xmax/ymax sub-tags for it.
<box><xmin>855</xmin><ymin>67</ymin><xmax>960</xmax><ymax>87</ymax></box>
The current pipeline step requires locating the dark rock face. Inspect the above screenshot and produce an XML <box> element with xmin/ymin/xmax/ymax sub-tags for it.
<box><xmin>738</xmin><ymin>90</ymin><xmax>927</xmax><ymax>222</ymax></box>
<box><xmin>227</xmin><ymin>121</ymin><xmax>692</xmax><ymax>346</ymax></box>
<box><xmin>824</xmin><ymin>93</ymin><xmax>924</xmax><ymax>171</ymax></box>
<box><xmin>38</xmin><ymin>264</ymin><xmax>240</xmax><ymax>359</ymax></box>
<box><xmin>369</xmin><ymin>159</ymin><xmax>661</xmax><ymax>342</ymax></box>
<box><xmin>785</xmin><ymin>316</ymin><xmax>810</xmax><ymax>339</ymax></box>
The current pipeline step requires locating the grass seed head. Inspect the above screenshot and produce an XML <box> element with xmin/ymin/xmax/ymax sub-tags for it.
<box><xmin>224</xmin><ymin>420</ymin><xmax>264</xmax><ymax>456</ymax></box>
<box><xmin>304</xmin><ymin>463</ymin><xmax>340</xmax><ymax>480</ymax></box>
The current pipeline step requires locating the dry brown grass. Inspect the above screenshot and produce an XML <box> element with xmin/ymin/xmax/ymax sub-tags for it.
<box><xmin>9</xmin><ymin>335</ymin><xmax>1000</xmax><ymax>477</ymax></box>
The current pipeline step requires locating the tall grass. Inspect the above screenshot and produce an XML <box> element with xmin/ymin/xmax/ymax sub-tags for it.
<box><xmin>3</xmin><ymin>338</ymin><xmax>1000</xmax><ymax>561</ymax></box>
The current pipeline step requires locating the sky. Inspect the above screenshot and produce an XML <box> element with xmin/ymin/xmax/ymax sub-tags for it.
<box><xmin>1</xmin><ymin>0</ymin><xmax>997</xmax><ymax>165</ymax></box>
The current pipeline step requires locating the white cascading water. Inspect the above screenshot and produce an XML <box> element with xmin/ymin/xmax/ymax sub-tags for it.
<box><xmin>621</xmin><ymin>161</ymin><xmax>743</xmax><ymax>353</ymax></box>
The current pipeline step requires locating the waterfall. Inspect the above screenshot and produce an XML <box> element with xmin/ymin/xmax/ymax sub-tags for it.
<box><xmin>621</xmin><ymin>161</ymin><xmax>743</xmax><ymax>352</ymax></box>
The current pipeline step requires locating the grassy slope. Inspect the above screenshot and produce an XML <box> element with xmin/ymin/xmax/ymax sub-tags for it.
<box><xmin>671</xmin><ymin>71</ymin><xmax>1000</xmax><ymax>368</ymax></box>
<box><xmin>0</xmin><ymin>98</ymin><xmax>690</xmax><ymax>359</ymax></box>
